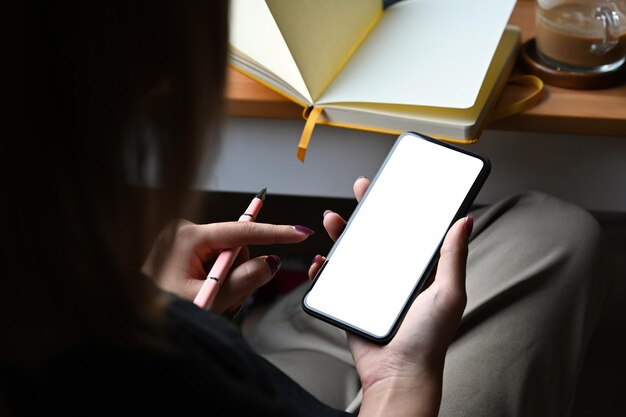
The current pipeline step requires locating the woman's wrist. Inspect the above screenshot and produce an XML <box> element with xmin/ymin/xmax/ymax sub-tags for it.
<box><xmin>358</xmin><ymin>369</ymin><xmax>443</xmax><ymax>417</ymax></box>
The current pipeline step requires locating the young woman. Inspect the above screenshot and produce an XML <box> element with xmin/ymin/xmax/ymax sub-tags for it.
<box><xmin>3</xmin><ymin>1</ymin><xmax>614</xmax><ymax>416</ymax></box>
<box><xmin>3</xmin><ymin>2</ymin><xmax>469</xmax><ymax>415</ymax></box>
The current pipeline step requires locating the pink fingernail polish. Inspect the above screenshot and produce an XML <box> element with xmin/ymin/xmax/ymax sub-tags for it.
<box><xmin>293</xmin><ymin>225</ymin><xmax>315</xmax><ymax>235</ymax></box>
<box><xmin>265</xmin><ymin>255</ymin><xmax>281</xmax><ymax>274</ymax></box>
<box><xmin>465</xmin><ymin>214</ymin><xmax>474</xmax><ymax>238</ymax></box>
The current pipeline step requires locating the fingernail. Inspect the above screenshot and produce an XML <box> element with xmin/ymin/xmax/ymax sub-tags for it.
<box><xmin>465</xmin><ymin>214</ymin><xmax>474</xmax><ymax>238</ymax></box>
<box><xmin>311</xmin><ymin>254</ymin><xmax>323</xmax><ymax>264</ymax></box>
<box><xmin>293</xmin><ymin>225</ymin><xmax>315</xmax><ymax>235</ymax></box>
<box><xmin>323</xmin><ymin>210</ymin><xmax>333</xmax><ymax>218</ymax></box>
<box><xmin>265</xmin><ymin>255</ymin><xmax>281</xmax><ymax>274</ymax></box>
<box><xmin>357</xmin><ymin>175</ymin><xmax>367</xmax><ymax>180</ymax></box>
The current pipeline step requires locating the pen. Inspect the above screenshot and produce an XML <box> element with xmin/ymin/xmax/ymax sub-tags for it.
<box><xmin>193</xmin><ymin>187</ymin><xmax>268</xmax><ymax>310</ymax></box>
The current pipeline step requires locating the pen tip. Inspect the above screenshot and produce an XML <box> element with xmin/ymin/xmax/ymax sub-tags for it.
<box><xmin>256</xmin><ymin>187</ymin><xmax>267</xmax><ymax>201</ymax></box>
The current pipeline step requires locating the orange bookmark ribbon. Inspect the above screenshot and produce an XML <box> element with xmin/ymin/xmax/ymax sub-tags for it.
<box><xmin>297</xmin><ymin>106</ymin><xmax>323</xmax><ymax>163</ymax></box>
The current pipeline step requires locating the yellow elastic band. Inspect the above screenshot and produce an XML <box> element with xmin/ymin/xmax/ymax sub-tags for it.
<box><xmin>488</xmin><ymin>74</ymin><xmax>544</xmax><ymax>122</ymax></box>
<box><xmin>297</xmin><ymin>106</ymin><xmax>323</xmax><ymax>163</ymax></box>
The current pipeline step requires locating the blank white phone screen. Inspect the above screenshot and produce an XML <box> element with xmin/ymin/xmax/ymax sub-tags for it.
<box><xmin>303</xmin><ymin>133</ymin><xmax>485</xmax><ymax>339</ymax></box>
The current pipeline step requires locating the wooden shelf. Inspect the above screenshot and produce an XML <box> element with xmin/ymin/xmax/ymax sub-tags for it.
<box><xmin>225</xmin><ymin>0</ymin><xmax>626</xmax><ymax>137</ymax></box>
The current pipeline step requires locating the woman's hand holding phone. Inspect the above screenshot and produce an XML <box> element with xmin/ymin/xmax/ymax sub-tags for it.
<box><xmin>309</xmin><ymin>176</ymin><xmax>471</xmax><ymax>417</ymax></box>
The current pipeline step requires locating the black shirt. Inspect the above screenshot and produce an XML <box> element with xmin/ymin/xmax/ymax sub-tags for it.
<box><xmin>2</xmin><ymin>294</ymin><xmax>352</xmax><ymax>416</ymax></box>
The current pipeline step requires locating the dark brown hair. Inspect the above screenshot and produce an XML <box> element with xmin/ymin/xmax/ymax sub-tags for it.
<box><xmin>3</xmin><ymin>1</ymin><xmax>229</xmax><ymax>363</ymax></box>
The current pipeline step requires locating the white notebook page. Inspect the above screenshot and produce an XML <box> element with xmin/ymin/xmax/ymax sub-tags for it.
<box><xmin>317</xmin><ymin>0</ymin><xmax>516</xmax><ymax>109</ymax></box>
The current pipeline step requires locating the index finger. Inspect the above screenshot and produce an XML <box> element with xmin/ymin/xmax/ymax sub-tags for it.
<box><xmin>196</xmin><ymin>221</ymin><xmax>314</xmax><ymax>249</ymax></box>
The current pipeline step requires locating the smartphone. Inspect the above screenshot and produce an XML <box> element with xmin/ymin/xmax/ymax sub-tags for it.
<box><xmin>302</xmin><ymin>131</ymin><xmax>491</xmax><ymax>344</ymax></box>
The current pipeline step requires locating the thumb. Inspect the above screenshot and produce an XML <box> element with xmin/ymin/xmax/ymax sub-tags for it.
<box><xmin>432</xmin><ymin>215</ymin><xmax>472</xmax><ymax>305</ymax></box>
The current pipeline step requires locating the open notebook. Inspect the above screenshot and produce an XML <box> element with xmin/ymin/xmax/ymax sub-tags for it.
<box><xmin>230</xmin><ymin>0</ymin><xmax>539</xmax><ymax>161</ymax></box>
